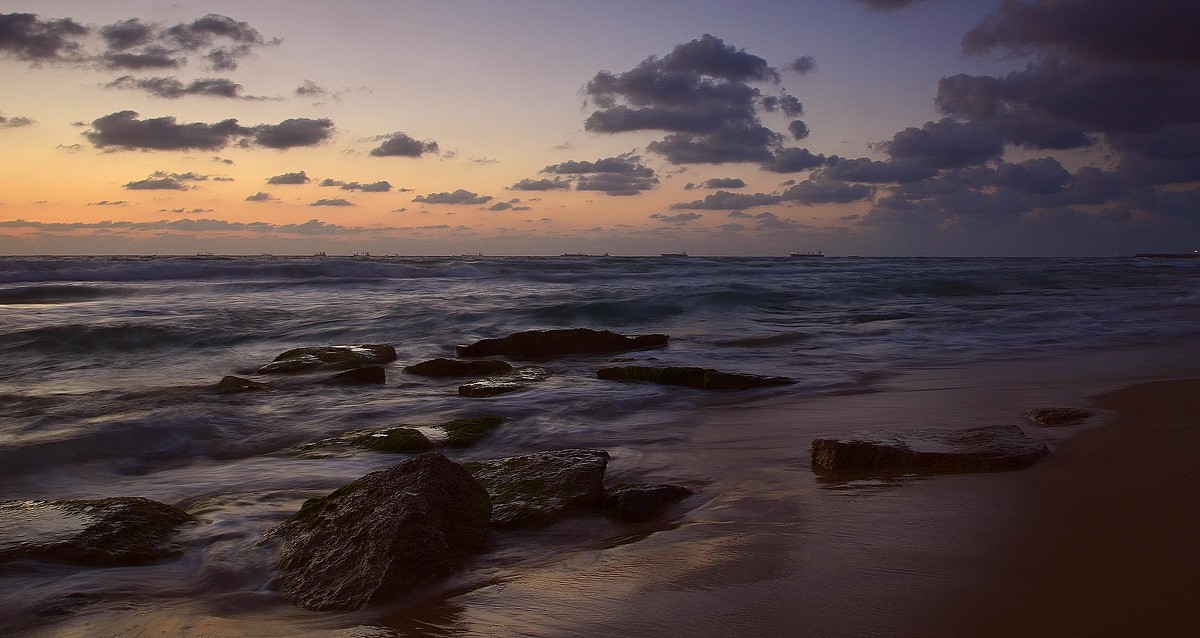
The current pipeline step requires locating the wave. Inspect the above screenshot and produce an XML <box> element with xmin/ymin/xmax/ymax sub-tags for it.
<box><xmin>0</xmin><ymin>284</ymin><xmax>117</xmax><ymax>305</ymax></box>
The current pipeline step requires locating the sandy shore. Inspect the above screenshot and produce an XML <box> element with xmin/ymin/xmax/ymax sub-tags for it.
<box><xmin>934</xmin><ymin>378</ymin><xmax>1200</xmax><ymax>637</ymax></box>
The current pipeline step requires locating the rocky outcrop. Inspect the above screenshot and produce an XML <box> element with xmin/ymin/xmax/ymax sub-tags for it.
<box><xmin>269</xmin><ymin>453</ymin><xmax>491</xmax><ymax>611</ymax></box>
<box><xmin>458</xmin><ymin>366</ymin><xmax>551</xmax><ymax>397</ymax></box>
<box><xmin>440</xmin><ymin>417</ymin><xmax>507</xmax><ymax>447</ymax></box>
<box><xmin>404</xmin><ymin>358</ymin><xmax>514</xmax><ymax>377</ymax></box>
<box><xmin>456</xmin><ymin>328</ymin><xmax>668</xmax><ymax>359</ymax></box>
<box><xmin>597</xmin><ymin>366</ymin><xmax>794</xmax><ymax>390</ymax></box>
<box><xmin>0</xmin><ymin>497</ymin><xmax>194</xmax><ymax>567</ymax></box>
<box><xmin>464</xmin><ymin>449</ymin><xmax>609</xmax><ymax>528</ymax></box>
<box><xmin>811</xmin><ymin>424</ymin><xmax>1049</xmax><ymax>472</ymax></box>
<box><xmin>215</xmin><ymin>375</ymin><xmax>271</xmax><ymax>394</ymax></box>
<box><xmin>348</xmin><ymin>427</ymin><xmax>435</xmax><ymax>453</ymax></box>
<box><xmin>1025</xmin><ymin>407</ymin><xmax>1091</xmax><ymax>427</ymax></box>
<box><xmin>321</xmin><ymin>365</ymin><xmax>386</xmax><ymax>385</ymax></box>
<box><xmin>257</xmin><ymin>344</ymin><xmax>397</xmax><ymax>374</ymax></box>
<box><xmin>603</xmin><ymin>483</ymin><xmax>694</xmax><ymax>522</ymax></box>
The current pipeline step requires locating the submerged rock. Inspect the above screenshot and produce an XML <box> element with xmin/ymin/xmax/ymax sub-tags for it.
<box><xmin>0</xmin><ymin>497</ymin><xmax>195</xmax><ymax>567</ymax></box>
<box><xmin>321</xmin><ymin>365</ymin><xmax>386</xmax><ymax>385</ymax></box>
<box><xmin>404</xmin><ymin>358</ymin><xmax>514</xmax><ymax>377</ymax></box>
<box><xmin>269</xmin><ymin>453</ymin><xmax>491</xmax><ymax>611</ymax></box>
<box><xmin>811</xmin><ymin>424</ymin><xmax>1049</xmax><ymax>473</ymax></box>
<box><xmin>349</xmin><ymin>427</ymin><xmax>436</xmax><ymax>453</ymax></box>
<box><xmin>215</xmin><ymin>375</ymin><xmax>271</xmax><ymax>394</ymax></box>
<box><xmin>441</xmin><ymin>416</ymin><xmax>507</xmax><ymax>447</ymax></box>
<box><xmin>458</xmin><ymin>366</ymin><xmax>551</xmax><ymax>397</ymax></box>
<box><xmin>456</xmin><ymin>328</ymin><xmax>668</xmax><ymax>359</ymax></box>
<box><xmin>597</xmin><ymin>365</ymin><xmax>794</xmax><ymax>390</ymax></box>
<box><xmin>1025</xmin><ymin>407</ymin><xmax>1091</xmax><ymax>427</ymax></box>
<box><xmin>464</xmin><ymin>449</ymin><xmax>610</xmax><ymax>528</ymax></box>
<box><xmin>603</xmin><ymin>483</ymin><xmax>695</xmax><ymax>522</ymax></box>
<box><xmin>257</xmin><ymin>344</ymin><xmax>397</xmax><ymax>374</ymax></box>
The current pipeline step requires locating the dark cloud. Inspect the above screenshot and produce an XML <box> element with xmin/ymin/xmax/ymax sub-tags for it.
<box><xmin>123</xmin><ymin>170</ymin><xmax>209</xmax><ymax>190</ymax></box>
<box><xmin>788</xmin><ymin>120</ymin><xmax>810</xmax><ymax>140</ymax></box>
<box><xmin>295</xmin><ymin>79</ymin><xmax>329</xmax><ymax>98</ymax></box>
<box><xmin>251</xmin><ymin>118</ymin><xmax>334</xmax><ymax>149</ymax></box>
<box><xmin>650</xmin><ymin>212</ymin><xmax>704</xmax><ymax>224</ymax></box>
<box><xmin>701</xmin><ymin>177</ymin><xmax>746</xmax><ymax>189</ymax></box>
<box><xmin>0</xmin><ymin>112</ymin><xmax>35</xmax><ymax>128</ymax></box>
<box><xmin>850</xmin><ymin>0</ymin><xmax>936</xmax><ymax>11</ymax></box>
<box><xmin>790</xmin><ymin>56</ymin><xmax>816</xmax><ymax>73</ymax></box>
<box><xmin>267</xmin><ymin>171</ymin><xmax>309</xmax><ymax>185</ymax></box>
<box><xmin>510</xmin><ymin>177</ymin><xmax>571</xmax><ymax>191</ymax></box>
<box><xmin>310</xmin><ymin>198</ymin><xmax>354</xmax><ymax>207</ymax></box>
<box><xmin>320</xmin><ymin>179</ymin><xmax>392</xmax><ymax>192</ymax></box>
<box><xmin>245</xmin><ymin>191</ymin><xmax>276</xmax><ymax>202</ymax></box>
<box><xmin>104</xmin><ymin>75</ymin><xmax>263</xmax><ymax>99</ymax></box>
<box><xmin>760</xmin><ymin>147</ymin><xmax>826</xmax><ymax>173</ymax></box>
<box><xmin>882</xmin><ymin>118</ymin><xmax>1005</xmax><ymax>168</ymax></box>
<box><xmin>84</xmin><ymin>110</ymin><xmax>247</xmax><ymax>150</ymax></box>
<box><xmin>670</xmin><ymin>190</ymin><xmax>781</xmax><ymax>210</ymax></box>
<box><xmin>781</xmin><ymin>180</ymin><xmax>875</xmax><ymax>205</ymax></box>
<box><xmin>369</xmin><ymin>132</ymin><xmax>439</xmax><ymax>157</ymax></box>
<box><xmin>413</xmin><ymin>189</ymin><xmax>493</xmax><ymax>205</ymax></box>
<box><xmin>0</xmin><ymin>13</ymin><xmax>88</xmax><ymax>63</ymax></box>
<box><xmin>537</xmin><ymin>153</ymin><xmax>659</xmax><ymax>196</ymax></box>
<box><xmin>159</xmin><ymin>14</ymin><xmax>278</xmax><ymax>71</ymax></box>
<box><xmin>748</xmin><ymin>211</ymin><xmax>810</xmax><ymax>230</ymax></box>
<box><xmin>817</xmin><ymin>156</ymin><xmax>936</xmax><ymax>183</ymax></box>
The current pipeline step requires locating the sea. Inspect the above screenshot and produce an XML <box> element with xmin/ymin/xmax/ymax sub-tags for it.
<box><xmin>0</xmin><ymin>255</ymin><xmax>1197</xmax><ymax>637</ymax></box>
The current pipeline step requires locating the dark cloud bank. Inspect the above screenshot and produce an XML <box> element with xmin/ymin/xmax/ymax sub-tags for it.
<box><xmin>83</xmin><ymin>110</ymin><xmax>334</xmax><ymax>151</ymax></box>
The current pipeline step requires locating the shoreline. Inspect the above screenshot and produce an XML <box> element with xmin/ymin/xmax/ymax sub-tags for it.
<box><xmin>933</xmin><ymin>377</ymin><xmax>1200</xmax><ymax>637</ymax></box>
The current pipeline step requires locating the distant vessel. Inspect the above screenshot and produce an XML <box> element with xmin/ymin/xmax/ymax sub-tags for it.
<box><xmin>353</xmin><ymin>251</ymin><xmax>371</xmax><ymax>257</ymax></box>
<box><xmin>561</xmin><ymin>252</ymin><xmax>610</xmax><ymax>257</ymax></box>
<box><xmin>195</xmin><ymin>251</ymin><xmax>214</xmax><ymax>256</ymax></box>
<box><xmin>790</xmin><ymin>251</ymin><xmax>824</xmax><ymax>258</ymax></box>
<box><xmin>1133</xmin><ymin>252</ymin><xmax>1199</xmax><ymax>258</ymax></box>
<box><xmin>313</xmin><ymin>251</ymin><xmax>327</xmax><ymax>257</ymax></box>
<box><xmin>461</xmin><ymin>252</ymin><xmax>484</xmax><ymax>257</ymax></box>
<box><xmin>661</xmin><ymin>252</ymin><xmax>688</xmax><ymax>257</ymax></box>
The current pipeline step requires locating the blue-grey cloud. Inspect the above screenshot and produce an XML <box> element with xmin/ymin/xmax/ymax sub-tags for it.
<box><xmin>535</xmin><ymin>153</ymin><xmax>659</xmax><ymax>196</ymax></box>
<box><xmin>104</xmin><ymin>75</ymin><xmax>268</xmax><ymax>100</ymax></box>
<box><xmin>781</xmin><ymin>180</ymin><xmax>875</xmax><ymax>205</ymax></box>
<box><xmin>320</xmin><ymin>178</ymin><xmax>392</xmax><ymax>192</ymax></box>
<box><xmin>369</xmin><ymin>132</ymin><xmax>439</xmax><ymax>157</ymax></box>
<box><xmin>650</xmin><ymin>212</ymin><xmax>704</xmax><ymax>224</ymax></box>
<box><xmin>509</xmin><ymin>177</ymin><xmax>571</xmax><ymax>191</ymax></box>
<box><xmin>0</xmin><ymin>112</ymin><xmax>35</xmax><ymax>128</ymax></box>
<box><xmin>413</xmin><ymin>189</ymin><xmax>492</xmax><ymax>205</ymax></box>
<box><xmin>124</xmin><ymin>170</ymin><xmax>210</xmax><ymax>190</ymax></box>
<box><xmin>83</xmin><ymin>111</ymin><xmax>333</xmax><ymax>151</ymax></box>
<box><xmin>245</xmin><ymin>191</ymin><xmax>276</xmax><ymax>202</ymax></box>
<box><xmin>309</xmin><ymin>198</ymin><xmax>354</xmax><ymax>207</ymax></box>
<box><xmin>670</xmin><ymin>190</ymin><xmax>782</xmax><ymax>210</ymax></box>
<box><xmin>267</xmin><ymin>171</ymin><xmax>310</xmax><ymax>185</ymax></box>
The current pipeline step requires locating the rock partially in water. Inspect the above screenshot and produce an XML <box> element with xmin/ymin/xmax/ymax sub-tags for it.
<box><xmin>458</xmin><ymin>366</ymin><xmax>552</xmax><ymax>397</ymax></box>
<box><xmin>404</xmin><ymin>358</ymin><xmax>514</xmax><ymax>377</ymax></box>
<box><xmin>350</xmin><ymin>427</ymin><xmax>436</xmax><ymax>453</ymax></box>
<box><xmin>321</xmin><ymin>365</ymin><xmax>386</xmax><ymax>385</ymax></box>
<box><xmin>811</xmin><ymin>424</ymin><xmax>1049</xmax><ymax>473</ymax></box>
<box><xmin>464</xmin><ymin>449</ymin><xmax>609</xmax><ymax>528</ymax></box>
<box><xmin>597</xmin><ymin>365</ymin><xmax>794</xmax><ymax>390</ymax></box>
<box><xmin>441</xmin><ymin>417</ymin><xmax>507</xmax><ymax>448</ymax></box>
<box><xmin>1025</xmin><ymin>407</ymin><xmax>1092</xmax><ymax>427</ymax></box>
<box><xmin>214</xmin><ymin>375</ymin><xmax>271</xmax><ymax>394</ymax></box>
<box><xmin>0</xmin><ymin>497</ymin><xmax>195</xmax><ymax>567</ymax></box>
<box><xmin>269</xmin><ymin>453</ymin><xmax>491</xmax><ymax>611</ymax></box>
<box><xmin>257</xmin><ymin>344</ymin><xmax>397</xmax><ymax>374</ymax></box>
<box><xmin>456</xmin><ymin>328</ymin><xmax>668</xmax><ymax>359</ymax></box>
<box><xmin>603</xmin><ymin>483</ymin><xmax>695</xmax><ymax>522</ymax></box>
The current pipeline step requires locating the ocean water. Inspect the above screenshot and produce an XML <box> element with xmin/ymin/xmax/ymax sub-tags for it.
<box><xmin>0</xmin><ymin>255</ymin><xmax>1197</xmax><ymax>636</ymax></box>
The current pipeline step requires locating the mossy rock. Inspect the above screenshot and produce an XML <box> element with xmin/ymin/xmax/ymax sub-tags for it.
<box><xmin>258</xmin><ymin>344</ymin><xmax>397</xmax><ymax>374</ymax></box>
<box><xmin>463</xmin><ymin>449</ymin><xmax>609</xmax><ymax>527</ymax></box>
<box><xmin>441</xmin><ymin>417</ymin><xmax>507</xmax><ymax>448</ymax></box>
<box><xmin>350</xmin><ymin>427</ymin><xmax>435</xmax><ymax>453</ymax></box>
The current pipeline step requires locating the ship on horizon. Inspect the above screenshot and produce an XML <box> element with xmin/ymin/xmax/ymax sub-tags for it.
<box><xmin>789</xmin><ymin>251</ymin><xmax>824</xmax><ymax>257</ymax></box>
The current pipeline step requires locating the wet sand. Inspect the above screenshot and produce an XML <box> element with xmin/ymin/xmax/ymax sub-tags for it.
<box><xmin>934</xmin><ymin>377</ymin><xmax>1200</xmax><ymax>637</ymax></box>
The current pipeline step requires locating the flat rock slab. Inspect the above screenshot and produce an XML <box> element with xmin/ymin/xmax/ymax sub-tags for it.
<box><xmin>404</xmin><ymin>358</ymin><xmax>514</xmax><ymax>377</ymax></box>
<box><xmin>597</xmin><ymin>366</ymin><xmax>794</xmax><ymax>390</ymax></box>
<box><xmin>458</xmin><ymin>366</ymin><xmax>551</xmax><ymax>397</ymax></box>
<box><xmin>257</xmin><ymin>344</ymin><xmax>397</xmax><ymax>374</ymax></box>
<box><xmin>811</xmin><ymin>424</ymin><xmax>1049</xmax><ymax>472</ymax></box>
<box><xmin>456</xmin><ymin>328</ymin><xmax>668</xmax><ymax>359</ymax></box>
<box><xmin>603</xmin><ymin>483</ymin><xmax>695</xmax><ymax>522</ymax></box>
<box><xmin>464</xmin><ymin>449</ymin><xmax>609</xmax><ymax>528</ymax></box>
<box><xmin>1025</xmin><ymin>407</ymin><xmax>1092</xmax><ymax>427</ymax></box>
<box><xmin>0</xmin><ymin>497</ymin><xmax>194</xmax><ymax>567</ymax></box>
<box><xmin>269</xmin><ymin>453</ymin><xmax>491</xmax><ymax>611</ymax></box>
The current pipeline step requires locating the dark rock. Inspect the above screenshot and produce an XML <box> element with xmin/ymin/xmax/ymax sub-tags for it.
<box><xmin>441</xmin><ymin>417</ymin><xmax>507</xmax><ymax>448</ymax></box>
<box><xmin>257</xmin><ymin>344</ymin><xmax>397</xmax><ymax>374</ymax></box>
<box><xmin>603</xmin><ymin>483</ymin><xmax>694</xmax><ymax>522</ymax></box>
<box><xmin>811</xmin><ymin>424</ymin><xmax>1049</xmax><ymax>473</ymax></box>
<box><xmin>349</xmin><ymin>427</ymin><xmax>435</xmax><ymax>453</ymax></box>
<box><xmin>458</xmin><ymin>366</ymin><xmax>551</xmax><ymax>397</ymax></box>
<box><xmin>1025</xmin><ymin>407</ymin><xmax>1091</xmax><ymax>427</ymax></box>
<box><xmin>404</xmin><ymin>358</ymin><xmax>514</xmax><ymax>377</ymax></box>
<box><xmin>464</xmin><ymin>449</ymin><xmax>609</xmax><ymax>528</ymax></box>
<box><xmin>269</xmin><ymin>453</ymin><xmax>491</xmax><ymax>611</ymax></box>
<box><xmin>0</xmin><ymin>497</ymin><xmax>195</xmax><ymax>567</ymax></box>
<box><xmin>456</xmin><ymin>328</ymin><xmax>668</xmax><ymax>359</ymax></box>
<box><xmin>321</xmin><ymin>365</ymin><xmax>386</xmax><ymax>385</ymax></box>
<box><xmin>597</xmin><ymin>365</ymin><xmax>794</xmax><ymax>390</ymax></box>
<box><xmin>215</xmin><ymin>375</ymin><xmax>271</xmax><ymax>394</ymax></box>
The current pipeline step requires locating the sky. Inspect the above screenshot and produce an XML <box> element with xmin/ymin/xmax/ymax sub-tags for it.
<box><xmin>1</xmin><ymin>0</ymin><xmax>1197</xmax><ymax>256</ymax></box>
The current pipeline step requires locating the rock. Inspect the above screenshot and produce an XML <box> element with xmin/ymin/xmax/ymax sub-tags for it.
<box><xmin>1025</xmin><ymin>407</ymin><xmax>1091</xmax><ymax>427</ymax></box>
<box><xmin>0</xmin><ymin>497</ymin><xmax>195</xmax><ymax>567</ymax></box>
<box><xmin>269</xmin><ymin>453</ymin><xmax>491</xmax><ymax>611</ymax></box>
<box><xmin>597</xmin><ymin>366</ymin><xmax>794</xmax><ymax>390</ymax></box>
<box><xmin>404</xmin><ymin>358</ymin><xmax>514</xmax><ymax>377</ymax></box>
<box><xmin>456</xmin><ymin>328</ymin><xmax>668</xmax><ymax>359</ymax></box>
<box><xmin>811</xmin><ymin>424</ymin><xmax>1049</xmax><ymax>473</ymax></box>
<box><xmin>321</xmin><ymin>365</ymin><xmax>386</xmax><ymax>385</ymax></box>
<box><xmin>464</xmin><ymin>449</ymin><xmax>610</xmax><ymax>528</ymax></box>
<box><xmin>440</xmin><ymin>417</ymin><xmax>507</xmax><ymax>448</ymax></box>
<box><xmin>257</xmin><ymin>344</ymin><xmax>397</xmax><ymax>374</ymax></box>
<box><xmin>458</xmin><ymin>366</ymin><xmax>551</xmax><ymax>397</ymax></box>
<box><xmin>603</xmin><ymin>483</ymin><xmax>694</xmax><ymax>522</ymax></box>
<box><xmin>349</xmin><ymin>427</ymin><xmax>435</xmax><ymax>453</ymax></box>
<box><xmin>215</xmin><ymin>375</ymin><xmax>271</xmax><ymax>394</ymax></box>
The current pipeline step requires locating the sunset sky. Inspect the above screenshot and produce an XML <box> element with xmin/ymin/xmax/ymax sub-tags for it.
<box><xmin>1</xmin><ymin>0</ymin><xmax>1196</xmax><ymax>256</ymax></box>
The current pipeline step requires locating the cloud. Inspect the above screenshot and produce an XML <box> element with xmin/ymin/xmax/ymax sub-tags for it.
<box><xmin>87</xmin><ymin>200</ymin><xmax>128</xmax><ymax>206</ymax></box>
<box><xmin>850</xmin><ymin>0</ymin><xmax>936</xmax><ymax>11</ymax></box>
<box><xmin>699</xmin><ymin>177</ymin><xmax>747</xmax><ymax>189</ymax></box>
<box><xmin>790</xmin><ymin>56</ymin><xmax>816</xmax><ymax>73</ymax></box>
<box><xmin>759</xmin><ymin>147</ymin><xmax>826</xmax><ymax>173</ymax></box>
<box><xmin>781</xmin><ymin>180</ymin><xmax>875</xmax><ymax>205</ymax></box>
<box><xmin>816</xmin><ymin>156</ymin><xmax>936</xmax><ymax>183</ymax></box>
<box><xmin>104</xmin><ymin>75</ymin><xmax>267</xmax><ymax>100</ymax></box>
<box><xmin>83</xmin><ymin>111</ymin><xmax>333</xmax><ymax>151</ymax></box>
<box><xmin>319</xmin><ymin>179</ymin><xmax>392</xmax><ymax>192</ymax></box>
<box><xmin>245</xmin><ymin>191</ymin><xmax>276</xmax><ymax>202</ymax></box>
<box><xmin>295</xmin><ymin>79</ymin><xmax>329</xmax><ymax>98</ymax></box>
<box><xmin>510</xmin><ymin>177</ymin><xmax>572</xmax><ymax>191</ymax></box>
<box><xmin>267</xmin><ymin>171</ymin><xmax>310</xmax><ymax>185</ymax></box>
<box><xmin>670</xmin><ymin>190</ymin><xmax>781</xmax><ymax>210</ymax></box>
<box><xmin>747</xmin><ymin>211</ymin><xmax>810</xmax><ymax>230</ymax></box>
<box><xmin>0</xmin><ymin>112</ymin><xmax>35</xmax><ymax>128</ymax></box>
<box><xmin>536</xmin><ymin>153</ymin><xmax>659</xmax><ymax>196</ymax></box>
<box><xmin>123</xmin><ymin>170</ymin><xmax>210</xmax><ymax>190</ymax></box>
<box><xmin>650</xmin><ymin>212</ymin><xmax>704</xmax><ymax>224</ymax></box>
<box><xmin>369</xmin><ymin>132</ymin><xmax>439</xmax><ymax>157</ymax></box>
<box><xmin>413</xmin><ymin>189</ymin><xmax>493</xmax><ymax>205</ymax></box>
<box><xmin>251</xmin><ymin>118</ymin><xmax>335</xmax><ymax>149</ymax></box>
<box><xmin>0</xmin><ymin>13</ymin><xmax>88</xmax><ymax>63</ymax></box>
<box><xmin>309</xmin><ymin>198</ymin><xmax>354</xmax><ymax>207</ymax></box>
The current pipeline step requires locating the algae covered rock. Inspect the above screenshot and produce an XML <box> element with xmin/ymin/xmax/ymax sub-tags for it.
<box><xmin>456</xmin><ymin>328</ymin><xmax>668</xmax><ymax>359</ymax></box>
<box><xmin>257</xmin><ymin>344</ymin><xmax>397</xmax><ymax>374</ymax></box>
<box><xmin>0</xmin><ymin>497</ymin><xmax>195</xmax><ymax>567</ymax></box>
<box><xmin>441</xmin><ymin>416</ymin><xmax>507</xmax><ymax>447</ymax></box>
<box><xmin>597</xmin><ymin>365</ymin><xmax>794</xmax><ymax>390</ymax></box>
<box><xmin>349</xmin><ymin>427</ymin><xmax>435</xmax><ymax>453</ymax></box>
<box><xmin>603</xmin><ymin>483</ymin><xmax>694</xmax><ymax>522</ymax></box>
<box><xmin>404</xmin><ymin>358</ymin><xmax>514</xmax><ymax>377</ymax></box>
<box><xmin>1025</xmin><ymin>407</ymin><xmax>1091</xmax><ymax>427</ymax></box>
<box><xmin>811</xmin><ymin>424</ymin><xmax>1049</xmax><ymax>473</ymax></box>
<box><xmin>269</xmin><ymin>453</ymin><xmax>491</xmax><ymax>611</ymax></box>
<box><xmin>458</xmin><ymin>366</ymin><xmax>551</xmax><ymax>397</ymax></box>
<box><xmin>464</xmin><ymin>449</ymin><xmax>609</xmax><ymax>528</ymax></box>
